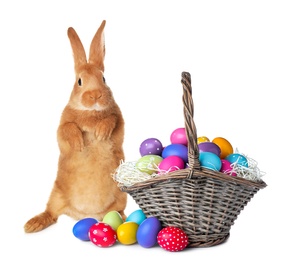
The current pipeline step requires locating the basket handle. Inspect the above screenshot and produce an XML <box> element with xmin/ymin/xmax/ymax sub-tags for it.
<box><xmin>181</xmin><ymin>72</ymin><xmax>201</xmax><ymax>178</ymax></box>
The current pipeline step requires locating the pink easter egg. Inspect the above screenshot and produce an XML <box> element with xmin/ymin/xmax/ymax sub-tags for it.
<box><xmin>220</xmin><ymin>159</ymin><xmax>237</xmax><ymax>176</ymax></box>
<box><xmin>158</xmin><ymin>155</ymin><xmax>185</xmax><ymax>174</ymax></box>
<box><xmin>170</xmin><ymin>128</ymin><xmax>188</xmax><ymax>146</ymax></box>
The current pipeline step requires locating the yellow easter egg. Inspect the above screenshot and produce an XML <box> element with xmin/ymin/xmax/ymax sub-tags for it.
<box><xmin>117</xmin><ymin>221</ymin><xmax>139</xmax><ymax>245</ymax></box>
<box><xmin>212</xmin><ymin>137</ymin><xmax>233</xmax><ymax>159</ymax></box>
<box><xmin>197</xmin><ymin>136</ymin><xmax>210</xmax><ymax>144</ymax></box>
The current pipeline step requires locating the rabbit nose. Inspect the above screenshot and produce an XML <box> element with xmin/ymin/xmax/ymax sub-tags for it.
<box><xmin>89</xmin><ymin>91</ymin><xmax>102</xmax><ymax>101</ymax></box>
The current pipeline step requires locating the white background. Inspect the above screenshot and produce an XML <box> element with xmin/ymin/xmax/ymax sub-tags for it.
<box><xmin>1</xmin><ymin>0</ymin><xmax>292</xmax><ymax>259</ymax></box>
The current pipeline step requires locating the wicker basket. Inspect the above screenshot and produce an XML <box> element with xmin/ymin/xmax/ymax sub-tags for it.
<box><xmin>120</xmin><ymin>71</ymin><xmax>267</xmax><ymax>248</ymax></box>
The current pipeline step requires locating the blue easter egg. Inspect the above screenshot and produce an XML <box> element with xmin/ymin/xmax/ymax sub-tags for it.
<box><xmin>162</xmin><ymin>143</ymin><xmax>188</xmax><ymax>163</ymax></box>
<box><xmin>137</xmin><ymin>217</ymin><xmax>162</xmax><ymax>248</ymax></box>
<box><xmin>199</xmin><ymin>152</ymin><xmax>222</xmax><ymax>171</ymax></box>
<box><xmin>72</xmin><ymin>218</ymin><xmax>98</xmax><ymax>241</ymax></box>
<box><xmin>225</xmin><ymin>153</ymin><xmax>248</xmax><ymax>167</ymax></box>
<box><xmin>126</xmin><ymin>209</ymin><xmax>147</xmax><ymax>225</ymax></box>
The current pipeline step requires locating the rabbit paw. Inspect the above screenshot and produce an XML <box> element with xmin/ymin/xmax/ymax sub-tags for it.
<box><xmin>95</xmin><ymin>124</ymin><xmax>113</xmax><ymax>141</ymax></box>
<box><xmin>58</xmin><ymin>123</ymin><xmax>84</xmax><ymax>151</ymax></box>
<box><xmin>94</xmin><ymin>116</ymin><xmax>116</xmax><ymax>140</ymax></box>
<box><xmin>68</xmin><ymin>134</ymin><xmax>84</xmax><ymax>151</ymax></box>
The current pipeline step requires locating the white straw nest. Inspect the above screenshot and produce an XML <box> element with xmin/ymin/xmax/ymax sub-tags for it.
<box><xmin>229</xmin><ymin>151</ymin><xmax>266</xmax><ymax>182</ymax></box>
<box><xmin>112</xmin><ymin>161</ymin><xmax>154</xmax><ymax>187</ymax></box>
<box><xmin>113</xmin><ymin>152</ymin><xmax>266</xmax><ymax>188</ymax></box>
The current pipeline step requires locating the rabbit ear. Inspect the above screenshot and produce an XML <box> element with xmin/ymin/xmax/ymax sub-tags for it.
<box><xmin>67</xmin><ymin>27</ymin><xmax>87</xmax><ymax>70</ymax></box>
<box><xmin>88</xmin><ymin>20</ymin><xmax>106</xmax><ymax>72</ymax></box>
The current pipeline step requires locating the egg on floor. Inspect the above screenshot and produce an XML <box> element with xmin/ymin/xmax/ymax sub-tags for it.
<box><xmin>116</xmin><ymin>221</ymin><xmax>139</xmax><ymax>245</ymax></box>
<box><xmin>72</xmin><ymin>217</ymin><xmax>98</xmax><ymax>241</ymax></box>
<box><xmin>88</xmin><ymin>222</ymin><xmax>117</xmax><ymax>248</ymax></box>
<box><xmin>102</xmin><ymin>210</ymin><xmax>124</xmax><ymax>231</ymax></box>
<box><xmin>157</xmin><ymin>226</ymin><xmax>189</xmax><ymax>252</ymax></box>
<box><xmin>126</xmin><ymin>209</ymin><xmax>146</xmax><ymax>225</ymax></box>
<box><xmin>137</xmin><ymin>217</ymin><xmax>162</xmax><ymax>248</ymax></box>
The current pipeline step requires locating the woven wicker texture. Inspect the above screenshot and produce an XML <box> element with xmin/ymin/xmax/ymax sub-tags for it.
<box><xmin>121</xmin><ymin>72</ymin><xmax>267</xmax><ymax>248</ymax></box>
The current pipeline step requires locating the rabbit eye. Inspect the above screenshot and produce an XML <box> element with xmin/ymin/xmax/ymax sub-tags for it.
<box><xmin>77</xmin><ymin>78</ymin><xmax>82</xmax><ymax>86</ymax></box>
<box><xmin>102</xmin><ymin>76</ymin><xmax>106</xmax><ymax>83</ymax></box>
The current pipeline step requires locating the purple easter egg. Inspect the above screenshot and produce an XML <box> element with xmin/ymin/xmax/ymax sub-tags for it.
<box><xmin>139</xmin><ymin>138</ymin><xmax>163</xmax><ymax>156</ymax></box>
<box><xmin>198</xmin><ymin>142</ymin><xmax>221</xmax><ymax>157</ymax></box>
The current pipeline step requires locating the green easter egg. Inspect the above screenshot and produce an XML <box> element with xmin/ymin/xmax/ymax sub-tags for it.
<box><xmin>135</xmin><ymin>155</ymin><xmax>163</xmax><ymax>174</ymax></box>
<box><xmin>102</xmin><ymin>210</ymin><xmax>124</xmax><ymax>231</ymax></box>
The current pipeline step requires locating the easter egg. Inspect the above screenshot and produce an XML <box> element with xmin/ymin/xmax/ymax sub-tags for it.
<box><xmin>116</xmin><ymin>221</ymin><xmax>139</xmax><ymax>245</ymax></box>
<box><xmin>220</xmin><ymin>159</ymin><xmax>237</xmax><ymax>176</ymax></box>
<box><xmin>102</xmin><ymin>211</ymin><xmax>124</xmax><ymax>231</ymax></box>
<box><xmin>158</xmin><ymin>155</ymin><xmax>185</xmax><ymax>173</ymax></box>
<box><xmin>137</xmin><ymin>217</ymin><xmax>162</xmax><ymax>248</ymax></box>
<box><xmin>225</xmin><ymin>153</ymin><xmax>248</xmax><ymax>167</ymax></box>
<box><xmin>199</xmin><ymin>152</ymin><xmax>222</xmax><ymax>171</ymax></box>
<box><xmin>212</xmin><ymin>137</ymin><xmax>233</xmax><ymax>159</ymax></box>
<box><xmin>198</xmin><ymin>141</ymin><xmax>221</xmax><ymax>156</ymax></box>
<box><xmin>157</xmin><ymin>226</ymin><xmax>189</xmax><ymax>252</ymax></box>
<box><xmin>170</xmin><ymin>127</ymin><xmax>187</xmax><ymax>146</ymax></box>
<box><xmin>72</xmin><ymin>218</ymin><xmax>98</xmax><ymax>241</ymax></box>
<box><xmin>162</xmin><ymin>143</ymin><xmax>188</xmax><ymax>163</ymax></box>
<box><xmin>135</xmin><ymin>154</ymin><xmax>163</xmax><ymax>174</ymax></box>
<box><xmin>88</xmin><ymin>222</ymin><xmax>117</xmax><ymax>247</ymax></box>
<box><xmin>197</xmin><ymin>136</ymin><xmax>210</xmax><ymax>144</ymax></box>
<box><xmin>139</xmin><ymin>138</ymin><xmax>163</xmax><ymax>156</ymax></box>
<box><xmin>126</xmin><ymin>209</ymin><xmax>147</xmax><ymax>225</ymax></box>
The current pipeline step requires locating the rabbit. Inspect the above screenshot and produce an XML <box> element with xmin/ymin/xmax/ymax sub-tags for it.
<box><xmin>24</xmin><ymin>20</ymin><xmax>127</xmax><ymax>233</ymax></box>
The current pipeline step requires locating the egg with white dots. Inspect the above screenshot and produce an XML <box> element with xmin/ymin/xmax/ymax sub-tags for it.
<box><xmin>157</xmin><ymin>226</ymin><xmax>189</xmax><ymax>252</ymax></box>
<box><xmin>139</xmin><ymin>138</ymin><xmax>163</xmax><ymax>156</ymax></box>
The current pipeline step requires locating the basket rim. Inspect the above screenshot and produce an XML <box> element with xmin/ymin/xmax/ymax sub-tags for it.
<box><xmin>120</xmin><ymin>167</ymin><xmax>267</xmax><ymax>192</ymax></box>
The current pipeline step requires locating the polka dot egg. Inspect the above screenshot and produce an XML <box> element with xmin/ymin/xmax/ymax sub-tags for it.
<box><xmin>139</xmin><ymin>138</ymin><xmax>163</xmax><ymax>156</ymax></box>
<box><xmin>157</xmin><ymin>226</ymin><xmax>189</xmax><ymax>252</ymax></box>
<box><xmin>88</xmin><ymin>222</ymin><xmax>117</xmax><ymax>248</ymax></box>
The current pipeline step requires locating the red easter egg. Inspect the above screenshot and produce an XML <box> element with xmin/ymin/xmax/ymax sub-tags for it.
<box><xmin>88</xmin><ymin>222</ymin><xmax>117</xmax><ymax>247</ymax></box>
<box><xmin>157</xmin><ymin>226</ymin><xmax>189</xmax><ymax>252</ymax></box>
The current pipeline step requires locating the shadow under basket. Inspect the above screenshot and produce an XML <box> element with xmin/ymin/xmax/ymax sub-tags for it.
<box><xmin>119</xmin><ymin>72</ymin><xmax>267</xmax><ymax>248</ymax></box>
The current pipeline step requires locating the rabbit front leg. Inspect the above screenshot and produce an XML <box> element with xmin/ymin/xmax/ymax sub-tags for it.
<box><xmin>57</xmin><ymin>122</ymin><xmax>84</xmax><ymax>152</ymax></box>
<box><xmin>95</xmin><ymin>115</ymin><xmax>117</xmax><ymax>141</ymax></box>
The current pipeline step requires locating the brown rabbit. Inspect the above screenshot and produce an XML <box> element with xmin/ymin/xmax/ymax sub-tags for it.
<box><xmin>24</xmin><ymin>20</ymin><xmax>127</xmax><ymax>233</ymax></box>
